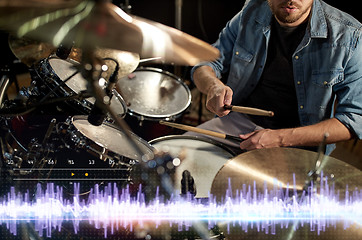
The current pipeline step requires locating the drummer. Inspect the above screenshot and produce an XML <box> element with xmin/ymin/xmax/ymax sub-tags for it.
<box><xmin>188</xmin><ymin>0</ymin><xmax>362</xmax><ymax>155</ymax></box>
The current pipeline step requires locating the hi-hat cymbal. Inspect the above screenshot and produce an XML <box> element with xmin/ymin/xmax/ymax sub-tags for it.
<box><xmin>0</xmin><ymin>0</ymin><xmax>219</xmax><ymax>66</ymax></box>
<box><xmin>211</xmin><ymin>148</ymin><xmax>362</xmax><ymax>240</ymax></box>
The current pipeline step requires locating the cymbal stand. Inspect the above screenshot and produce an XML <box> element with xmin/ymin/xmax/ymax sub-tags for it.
<box><xmin>303</xmin><ymin>133</ymin><xmax>330</xmax><ymax>192</ymax></box>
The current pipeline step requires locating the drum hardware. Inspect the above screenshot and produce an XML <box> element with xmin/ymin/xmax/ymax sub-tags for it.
<box><xmin>0</xmin><ymin>90</ymin><xmax>93</xmax><ymax>117</ymax></box>
<box><xmin>0</xmin><ymin>117</ymin><xmax>58</xmax><ymax>176</ymax></box>
<box><xmin>303</xmin><ymin>133</ymin><xmax>329</xmax><ymax>192</ymax></box>
<box><xmin>0</xmin><ymin>75</ymin><xmax>11</xmax><ymax>107</ymax></box>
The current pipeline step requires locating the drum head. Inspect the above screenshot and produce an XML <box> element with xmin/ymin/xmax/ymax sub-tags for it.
<box><xmin>72</xmin><ymin>116</ymin><xmax>154</xmax><ymax>161</ymax></box>
<box><xmin>117</xmin><ymin>68</ymin><xmax>191</xmax><ymax>119</ymax></box>
<box><xmin>150</xmin><ymin>135</ymin><xmax>235</xmax><ymax>198</ymax></box>
<box><xmin>49</xmin><ymin>57</ymin><xmax>91</xmax><ymax>97</ymax></box>
<box><xmin>48</xmin><ymin>57</ymin><xmax>126</xmax><ymax>118</ymax></box>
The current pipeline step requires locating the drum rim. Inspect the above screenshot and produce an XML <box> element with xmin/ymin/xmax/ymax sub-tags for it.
<box><xmin>120</xmin><ymin>67</ymin><xmax>192</xmax><ymax>120</ymax></box>
<box><xmin>71</xmin><ymin>115</ymin><xmax>155</xmax><ymax>159</ymax></box>
<box><xmin>149</xmin><ymin>135</ymin><xmax>237</xmax><ymax>157</ymax></box>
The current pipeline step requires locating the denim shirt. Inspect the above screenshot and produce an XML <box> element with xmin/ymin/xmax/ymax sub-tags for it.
<box><xmin>192</xmin><ymin>0</ymin><xmax>362</xmax><ymax>154</ymax></box>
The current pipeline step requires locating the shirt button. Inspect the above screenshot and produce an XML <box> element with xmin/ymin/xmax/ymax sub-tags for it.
<box><xmin>236</xmin><ymin>51</ymin><xmax>239</xmax><ymax>55</ymax></box>
<box><xmin>323</xmin><ymin>81</ymin><xmax>328</xmax><ymax>85</ymax></box>
<box><xmin>295</xmin><ymin>55</ymin><xmax>299</xmax><ymax>60</ymax></box>
<box><xmin>300</xmin><ymin>105</ymin><xmax>304</xmax><ymax>109</ymax></box>
<box><xmin>297</xmin><ymin>81</ymin><xmax>301</xmax><ymax>85</ymax></box>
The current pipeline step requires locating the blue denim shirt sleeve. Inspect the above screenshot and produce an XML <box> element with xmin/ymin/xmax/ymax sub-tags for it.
<box><xmin>333</xmin><ymin>30</ymin><xmax>362</xmax><ymax>138</ymax></box>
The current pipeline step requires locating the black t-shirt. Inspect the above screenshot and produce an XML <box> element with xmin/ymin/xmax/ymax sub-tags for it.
<box><xmin>245</xmin><ymin>18</ymin><xmax>308</xmax><ymax>129</ymax></box>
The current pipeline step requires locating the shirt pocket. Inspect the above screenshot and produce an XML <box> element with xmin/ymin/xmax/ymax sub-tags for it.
<box><xmin>234</xmin><ymin>44</ymin><xmax>254</xmax><ymax>63</ymax></box>
<box><xmin>311</xmin><ymin>69</ymin><xmax>344</xmax><ymax>88</ymax></box>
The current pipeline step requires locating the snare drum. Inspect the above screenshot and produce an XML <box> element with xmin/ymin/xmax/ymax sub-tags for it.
<box><xmin>149</xmin><ymin>135</ymin><xmax>236</xmax><ymax>198</ymax></box>
<box><xmin>58</xmin><ymin>115</ymin><xmax>155</xmax><ymax>163</ymax></box>
<box><xmin>117</xmin><ymin>67</ymin><xmax>191</xmax><ymax>140</ymax></box>
<box><xmin>31</xmin><ymin>56</ymin><xmax>126</xmax><ymax>118</ymax></box>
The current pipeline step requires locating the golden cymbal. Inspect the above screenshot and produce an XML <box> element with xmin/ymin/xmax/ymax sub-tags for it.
<box><xmin>211</xmin><ymin>148</ymin><xmax>362</xmax><ymax>240</ymax></box>
<box><xmin>8</xmin><ymin>34</ymin><xmax>54</xmax><ymax>67</ymax></box>
<box><xmin>9</xmin><ymin>34</ymin><xmax>139</xmax><ymax>77</ymax></box>
<box><xmin>94</xmin><ymin>48</ymin><xmax>140</xmax><ymax>79</ymax></box>
<box><xmin>0</xmin><ymin>0</ymin><xmax>219</xmax><ymax>66</ymax></box>
<box><xmin>211</xmin><ymin>148</ymin><xmax>362</xmax><ymax>201</ymax></box>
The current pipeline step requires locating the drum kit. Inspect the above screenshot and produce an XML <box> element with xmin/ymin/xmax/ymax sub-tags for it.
<box><xmin>0</xmin><ymin>0</ymin><xmax>362</xmax><ymax>240</ymax></box>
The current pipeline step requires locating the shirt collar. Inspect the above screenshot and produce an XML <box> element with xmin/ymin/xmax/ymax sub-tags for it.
<box><xmin>256</xmin><ymin>0</ymin><xmax>327</xmax><ymax>38</ymax></box>
<box><xmin>309</xmin><ymin>0</ymin><xmax>328</xmax><ymax>38</ymax></box>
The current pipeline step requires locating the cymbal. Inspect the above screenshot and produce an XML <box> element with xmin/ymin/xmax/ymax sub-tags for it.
<box><xmin>9</xmin><ymin>34</ymin><xmax>140</xmax><ymax>77</ymax></box>
<box><xmin>8</xmin><ymin>34</ymin><xmax>54</xmax><ymax>67</ymax></box>
<box><xmin>211</xmin><ymin>148</ymin><xmax>362</xmax><ymax>240</ymax></box>
<box><xmin>94</xmin><ymin>48</ymin><xmax>140</xmax><ymax>79</ymax></box>
<box><xmin>211</xmin><ymin>148</ymin><xmax>362</xmax><ymax>200</ymax></box>
<box><xmin>0</xmin><ymin>0</ymin><xmax>219</xmax><ymax>66</ymax></box>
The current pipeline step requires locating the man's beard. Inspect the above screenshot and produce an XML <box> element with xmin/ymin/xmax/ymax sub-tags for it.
<box><xmin>268</xmin><ymin>0</ymin><xmax>311</xmax><ymax>24</ymax></box>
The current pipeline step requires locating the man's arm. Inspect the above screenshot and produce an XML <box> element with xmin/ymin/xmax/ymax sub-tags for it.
<box><xmin>239</xmin><ymin>118</ymin><xmax>353</xmax><ymax>150</ymax></box>
<box><xmin>193</xmin><ymin>66</ymin><xmax>233</xmax><ymax>117</ymax></box>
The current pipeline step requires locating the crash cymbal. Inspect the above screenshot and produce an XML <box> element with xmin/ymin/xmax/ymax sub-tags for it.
<box><xmin>211</xmin><ymin>148</ymin><xmax>362</xmax><ymax>201</ymax></box>
<box><xmin>211</xmin><ymin>148</ymin><xmax>362</xmax><ymax>240</ymax></box>
<box><xmin>0</xmin><ymin>0</ymin><xmax>219</xmax><ymax>66</ymax></box>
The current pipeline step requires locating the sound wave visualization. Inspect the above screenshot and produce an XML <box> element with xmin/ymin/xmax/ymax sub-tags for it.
<box><xmin>1</xmin><ymin>174</ymin><xmax>362</xmax><ymax>238</ymax></box>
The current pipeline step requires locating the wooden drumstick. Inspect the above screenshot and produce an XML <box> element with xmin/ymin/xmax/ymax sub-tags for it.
<box><xmin>224</xmin><ymin>105</ymin><xmax>274</xmax><ymax>117</ymax></box>
<box><xmin>159</xmin><ymin>120</ymin><xmax>243</xmax><ymax>143</ymax></box>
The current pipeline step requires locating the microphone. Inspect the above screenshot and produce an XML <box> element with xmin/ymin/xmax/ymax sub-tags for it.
<box><xmin>87</xmin><ymin>59</ymin><xmax>120</xmax><ymax>126</ymax></box>
<box><xmin>181</xmin><ymin>170</ymin><xmax>196</xmax><ymax>196</ymax></box>
<box><xmin>87</xmin><ymin>99</ymin><xmax>108</xmax><ymax>126</ymax></box>
<box><xmin>56</xmin><ymin>42</ymin><xmax>74</xmax><ymax>60</ymax></box>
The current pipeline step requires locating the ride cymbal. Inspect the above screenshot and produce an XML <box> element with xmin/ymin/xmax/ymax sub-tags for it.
<box><xmin>211</xmin><ymin>148</ymin><xmax>362</xmax><ymax>240</ymax></box>
<box><xmin>211</xmin><ymin>148</ymin><xmax>362</xmax><ymax>201</ymax></box>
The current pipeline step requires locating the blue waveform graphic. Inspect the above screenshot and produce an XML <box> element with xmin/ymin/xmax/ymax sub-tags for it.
<box><xmin>1</xmin><ymin>175</ymin><xmax>362</xmax><ymax>238</ymax></box>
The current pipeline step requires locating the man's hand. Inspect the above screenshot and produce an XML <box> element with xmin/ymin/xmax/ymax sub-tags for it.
<box><xmin>193</xmin><ymin>65</ymin><xmax>234</xmax><ymax>117</ymax></box>
<box><xmin>239</xmin><ymin>129</ymin><xmax>290</xmax><ymax>150</ymax></box>
<box><xmin>239</xmin><ymin>118</ymin><xmax>353</xmax><ymax>151</ymax></box>
<box><xmin>206</xmin><ymin>84</ymin><xmax>233</xmax><ymax>117</ymax></box>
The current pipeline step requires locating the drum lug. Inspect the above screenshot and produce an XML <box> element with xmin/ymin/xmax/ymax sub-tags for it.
<box><xmin>139</xmin><ymin>116</ymin><xmax>144</xmax><ymax>126</ymax></box>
